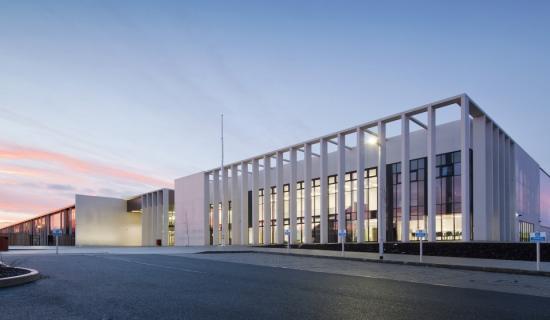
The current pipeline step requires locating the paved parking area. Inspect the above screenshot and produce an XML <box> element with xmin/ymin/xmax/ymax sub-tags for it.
<box><xmin>1</xmin><ymin>253</ymin><xmax>549</xmax><ymax>319</ymax></box>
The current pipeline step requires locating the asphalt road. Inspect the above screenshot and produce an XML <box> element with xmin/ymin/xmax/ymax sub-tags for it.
<box><xmin>0</xmin><ymin>254</ymin><xmax>548</xmax><ymax>320</ymax></box>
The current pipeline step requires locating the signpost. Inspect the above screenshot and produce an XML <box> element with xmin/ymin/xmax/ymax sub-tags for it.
<box><xmin>52</xmin><ymin>229</ymin><xmax>62</xmax><ymax>255</ymax></box>
<box><xmin>414</xmin><ymin>230</ymin><xmax>427</xmax><ymax>263</ymax></box>
<box><xmin>284</xmin><ymin>229</ymin><xmax>291</xmax><ymax>251</ymax></box>
<box><xmin>338</xmin><ymin>229</ymin><xmax>347</xmax><ymax>257</ymax></box>
<box><xmin>530</xmin><ymin>231</ymin><xmax>547</xmax><ymax>271</ymax></box>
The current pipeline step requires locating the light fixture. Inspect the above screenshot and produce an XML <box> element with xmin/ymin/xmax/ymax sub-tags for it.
<box><xmin>367</xmin><ymin>136</ymin><xmax>379</xmax><ymax>146</ymax></box>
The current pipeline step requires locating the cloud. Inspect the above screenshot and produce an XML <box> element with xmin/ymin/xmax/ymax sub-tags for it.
<box><xmin>0</xmin><ymin>143</ymin><xmax>171</xmax><ymax>187</ymax></box>
<box><xmin>0</xmin><ymin>142</ymin><xmax>173</xmax><ymax>226</ymax></box>
<box><xmin>46</xmin><ymin>184</ymin><xmax>75</xmax><ymax>191</ymax></box>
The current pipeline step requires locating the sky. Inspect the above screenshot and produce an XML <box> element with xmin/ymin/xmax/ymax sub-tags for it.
<box><xmin>0</xmin><ymin>0</ymin><xmax>549</xmax><ymax>227</ymax></box>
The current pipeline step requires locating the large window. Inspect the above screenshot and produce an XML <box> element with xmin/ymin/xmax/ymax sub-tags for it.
<box><xmin>410</xmin><ymin>158</ymin><xmax>427</xmax><ymax>239</ymax></box>
<box><xmin>387</xmin><ymin>163</ymin><xmax>402</xmax><ymax>242</ymax></box>
<box><xmin>344</xmin><ymin>172</ymin><xmax>357</xmax><ymax>242</ymax></box>
<box><xmin>209</xmin><ymin>204</ymin><xmax>214</xmax><ymax>245</ymax></box>
<box><xmin>270</xmin><ymin>186</ymin><xmax>277</xmax><ymax>244</ymax></box>
<box><xmin>364</xmin><ymin>168</ymin><xmax>378</xmax><ymax>242</ymax></box>
<box><xmin>296</xmin><ymin>181</ymin><xmax>305</xmax><ymax>243</ymax></box>
<box><xmin>283</xmin><ymin>184</ymin><xmax>290</xmax><ymax>243</ymax></box>
<box><xmin>328</xmin><ymin>175</ymin><xmax>338</xmax><ymax>243</ymax></box>
<box><xmin>312</xmin><ymin>178</ymin><xmax>321</xmax><ymax>243</ymax></box>
<box><xmin>436</xmin><ymin>151</ymin><xmax>462</xmax><ymax>240</ymax></box>
<box><xmin>228</xmin><ymin>201</ymin><xmax>232</xmax><ymax>245</ymax></box>
<box><xmin>519</xmin><ymin>221</ymin><xmax>534</xmax><ymax>242</ymax></box>
<box><xmin>258</xmin><ymin>189</ymin><xmax>264</xmax><ymax>244</ymax></box>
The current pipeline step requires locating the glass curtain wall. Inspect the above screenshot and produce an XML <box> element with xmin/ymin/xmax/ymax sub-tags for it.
<box><xmin>435</xmin><ymin>151</ymin><xmax>462</xmax><ymax>240</ymax></box>
<box><xmin>283</xmin><ymin>184</ymin><xmax>290</xmax><ymax>243</ymax></box>
<box><xmin>344</xmin><ymin>172</ymin><xmax>357</xmax><ymax>242</ymax></box>
<box><xmin>410</xmin><ymin>158</ymin><xmax>427</xmax><ymax>239</ymax></box>
<box><xmin>270</xmin><ymin>186</ymin><xmax>277</xmax><ymax>244</ymax></box>
<box><xmin>258</xmin><ymin>189</ymin><xmax>264</xmax><ymax>244</ymax></box>
<box><xmin>328</xmin><ymin>175</ymin><xmax>338</xmax><ymax>243</ymax></box>
<box><xmin>387</xmin><ymin>163</ymin><xmax>402</xmax><ymax>242</ymax></box>
<box><xmin>364</xmin><ymin>168</ymin><xmax>378</xmax><ymax>241</ymax></box>
<box><xmin>296</xmin><ymin>181</ymin><xmax>305</xmax><ymax>243</ymax></box>
<box><xmin>312</xmin><ymin>178</ymin><xmax>321</xmax><ymax>243</ymax></box>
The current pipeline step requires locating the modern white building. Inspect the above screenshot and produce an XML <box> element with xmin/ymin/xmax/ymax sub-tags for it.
<box><xmin>0</xmin><ymin>189</ymin><xmax>175</xmax><ymax>247</ymax></box>
<box><xmin>175</xmin><ymin>94</ymin><xmax>550</xmax><ymax>246</ymax></box>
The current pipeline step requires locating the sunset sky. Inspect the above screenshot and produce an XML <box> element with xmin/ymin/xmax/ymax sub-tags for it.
<box><xmin>1</xmin><ymin>0</ymin><xmax>549</xmax><ymax>227</ymax></box>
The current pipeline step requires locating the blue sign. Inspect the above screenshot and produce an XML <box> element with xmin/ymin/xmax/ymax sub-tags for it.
<box><xmin>284</xmin><ymin>229</ymin><xmax>291</xmax><ymax>236</ymax></box>
<box><xmin>52</xmin><ymin>229</ymin><xmax>63</xmax><ymax>237</ymax></box>
<box><xmin>530</xmin><ymin>232</ymin><xmax>547</xmax><ymax>243</ymax></box>
<box><xmin>338</xmin><ymin>230</ymin><xmax>347</xmax><ymax>237</ymax></box>
<box><xmin>415</xmin><ymin>230</ymin><xmax>427</xmax><ymax>238</ymax></box>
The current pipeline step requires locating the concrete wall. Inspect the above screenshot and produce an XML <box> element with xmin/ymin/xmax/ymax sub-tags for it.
<box><xmin>175</xmin><ymin>172</ymin><xmax>208</xmax><ymax>246</ymax></box>
<box><xmin>75</xmin><ymin>194</ymin><xmax>141</xmax><ymax>246</ymax></box>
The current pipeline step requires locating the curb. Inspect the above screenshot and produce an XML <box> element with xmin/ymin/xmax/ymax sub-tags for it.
<box><xmin>196</xmin><ymin>249</ymin><xmax>550</xmax><ymax>277</ymax></box>
<box><xmin>0</xmin><ymin>268</ymin><xmax>41</xmax><ymax>288</ymax></box>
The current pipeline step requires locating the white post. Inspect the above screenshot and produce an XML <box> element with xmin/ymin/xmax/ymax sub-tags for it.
<box><xmin>401</xmin><ymin>114</ymin><xmax>410</xmax><ymax>242</ymax></box>
<box><xmin>263</xmin><ymin>155</ymin><xmax>271</xmax><ymax>245</ymax></box>
<box><xmin>289</xmin><ymin>148</ymin><xmax>298</xmax><ymax>245</ymax></box>
<box><xmin>252</xmin><ymin>159</ymin><xmax>260</xmax><ymax>245</ymax></box>
<box><xmin>356</xmin><ymin>128</ymin><xmax>366</xmax><ymax>242</ymax></box>
<box><xmin>461</xmin><ymin>95</ymin><xmax>471</xmax><ymax>241</ymax></box>
<box><xmin>320</xmin><ymin>138</ymin><xmax>328</xmax><ymax>244</ymax></box>
<box><xmin>427</xmin><ymin>105</ymin><xmax>437</xmax><ymax>242</ymax></box>
<box><xmin>378</xmin><ymin>121</ymin><xmax>387</xmax><ymax>259</ymax></box>
<box><xmin>276</xmin><ymin>151</ymin><xmax>284</xmax><ymax>244</ymax></box>
<box><xmin>240</xmin><ymin>161</ymin><xmax>249</xmax><ymax>245</ymax></box>
<box><xmin>221</xmin><ymin>167</ymin><xmax>229</xmax><ymax>246</ymax></box>
<box><xmin>304</xmin><ymin>144</ymin><xmax>313</xmax><ymax>244</ymax></box>
<box><xmin>341</xmin><ymin>234</ymin><xmax>345</xmax><ymax>257</ymax></box>
<box><xmin>231</xmin><ymin>164</ymin><xmax>241</xmax><ymax>245</ymax></box>
<box><xmin>337</xmin><ymin>133</ymin><xmax>346</xmax><ymax>244</ymax></box>
<box><xmin>212</xmin><ymin>170</ymin><xmax>220</xmax><ymax>245</ymax></box>
<box><xmin>419</xmin><ymin>237</ymin><xmax>423</xmax><ymax>263</ymax></box>
<box><xmin>537</xmin><ymin>242</ymin><xmax>540</xmax><ymax>271</ymax></box>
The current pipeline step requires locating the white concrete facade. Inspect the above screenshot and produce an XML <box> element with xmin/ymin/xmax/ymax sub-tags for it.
<box><xmin>175</xmin><ymin>94</ymin><xmax>550</xmax><ymax>246</ymax></box>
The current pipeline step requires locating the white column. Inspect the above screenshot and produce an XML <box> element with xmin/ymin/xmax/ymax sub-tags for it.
<box><xmin>252</xmin><ymin>159</ymin><xmax>260</xmax><ymax>245</ymax></box>
<box><xmin>484</xmin><ymin>121</ymin><xmax>494</xmax><ymax>241</ymax></box>
<box><xmin>203</xmin><ymin>173</ymin><xmax>210</xmax><ymax>246</ymax></box>
<box><xmin>356</xmin><ymin>128</ymin><xmax>365</xmax><ymax>242</ymax></box>
<box><xmin>509</xmin><ymin>142</ymin><xmax>517</xmax><ymax>241</ymax></box>
<box><xmin>231</xmin><ymin>164</ymin><xmax>241</xmax><ymax>245</ymax></box>
<box><xmin>156</xmin><ymin>191</ymin><xmax>162</xmax><ymax>244</ymax></box>
<box><xmin>212</xmin><ymin>170</ymin><xmax>220</xmax><ymax>245</ymax></box>
<box><xmin>473</xmin><ymin>116</ymin><xmax>488</xmax><ymax>240</ymax></box>
<box><xmin>162</xmin><ymin>189</ymin><xmax>169</xmax><ymax>246</ymax></box>
<box><xmin>493</xmin><ymin>127</ymin><xmax>501</xmax><ymax>240</ymax></box>
<box><xmin>141</xmin><ymin>195</ymin><xmax>147</xmax><ymax>246</ymax></box>
<box><xmin>276</xmin><ymin>151</ymin><xmax>284</xmax><ymax>244</ymax></box>
<box><xmin>337</xmin><ymin>133</ymin><xmax>346</xmax><ymax>243</ymax></box>
<box><xmin>460</xmin><ymin>95</ymin><xmax>471</xmax><ymax>242</ymax></box>
<box><xmin>263</xmin><ymin>155</ymin><xmax>271</xmax><ymax>245</ymax></box>
<box><xmin>289</xmin><ymin>148</ymin><xmax>298</xmax><ymax>244</ymax></box>
<box><xmin>504</xmin><ymin>137</ymin><xmax>510</xmax><ymax>241</ymax></box>
<box><xmin>401</xmin><ymin>114</ymin><xmax>410</xmax><ymax>242</ymax></box>
<box><xmin>304</xmin><ymin>144</ymin><xmax>312</xmax><ymax>244</ymax></box>
<box><xmin>150</xmin><ymin>193</ymin><xmax>156</xmax><ymax>245</ymax></box>
<box><xmin>240</xmin><ymin>162</ymin><xmax>249</xmax><ymax>245</ymax></box>
<box><xmin>427</xmin><ymin>106</ymin><xmax>437</xmax><ymax>242</ymax></box>
<box><xmin>221</xmin><ymin>167</ymin><xmax>229</xmax><ymax>245</ymax></box>
<box><xmin>377</xmin><ymin>121</ymin><xmax>387</xmax><ymax>244</ymax></box>
<box><xmin>320</xmin><ymin>138</ymin><xmax>328</xmax><ymax>244</ymax></box>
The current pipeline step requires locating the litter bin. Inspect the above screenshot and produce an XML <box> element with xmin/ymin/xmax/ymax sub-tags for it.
<box><xmin>0</xmin><ymin>236</ymin><xmax>8</xmax><ymax>251</ymax></box>
<box><xmin>156</xmin><ymin>239</ymin><xmax>162</xmax><ymax>246</ymax></box>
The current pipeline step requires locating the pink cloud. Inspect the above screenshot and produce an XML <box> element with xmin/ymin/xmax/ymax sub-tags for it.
<box><xmin>0</xmin><ymin>144</ymin><xmax>171</xmax><ymax>187</ymax></box>
<box><xmin>0</xmin><ymin>143</ymin><xmax>173</xmax><ymax>226</ymax></box>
